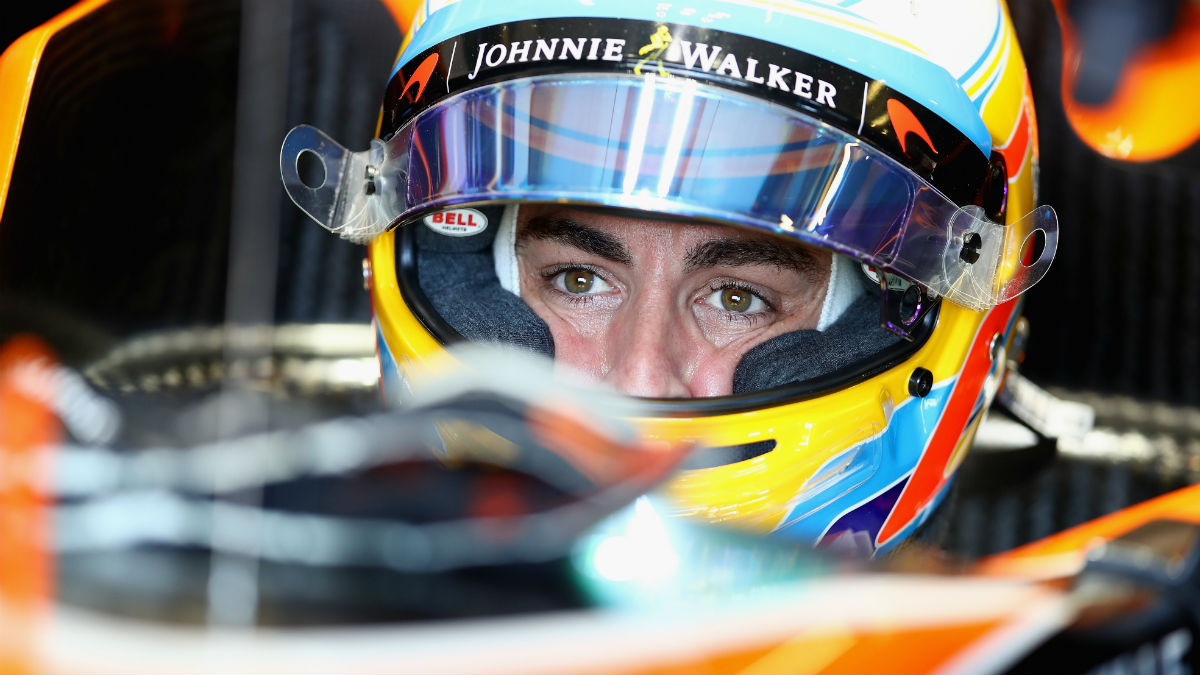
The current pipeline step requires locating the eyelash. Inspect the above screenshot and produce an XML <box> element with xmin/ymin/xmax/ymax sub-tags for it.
<box><xmin>538</xmin><ymin>267</ymin><xmax>775</xmax><ymax>327</ymax></box>
<box><xmin>703</xmin><ymin>281</ymin><xmax>774</xmax><ymax>326</ymax></box>
<box><xmin>542</xmin><ymin>264</ymin><xmax>614</xmax><ymax>305</ymax></box>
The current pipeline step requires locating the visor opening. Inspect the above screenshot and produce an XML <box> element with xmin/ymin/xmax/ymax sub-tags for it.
<box><xmin>397</xmin><ymin>210</ymin><xmax>934</xmax><ymax>412</ymax></box>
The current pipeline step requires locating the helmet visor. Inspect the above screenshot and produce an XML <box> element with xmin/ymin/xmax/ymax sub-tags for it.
<box><xmin>282</xmin><ymin>74</ymin><xmax>1056</xmax><ymax>311</ymax></box>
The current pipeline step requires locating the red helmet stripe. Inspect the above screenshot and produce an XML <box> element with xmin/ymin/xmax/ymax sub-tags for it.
<box><xmin>877</xmin><ymin>302</ymin><xmax>1017</xmax><ymax>544</ymax></box>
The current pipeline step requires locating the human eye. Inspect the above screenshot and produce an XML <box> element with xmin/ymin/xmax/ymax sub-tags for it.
<box><xmin>549</xmin><ymin>266</ymin><xmax>614</xmax><ymax>297</ymax></box>
<box><xmin>703</xmin><ymin>283</ymin><xmax>770</xmax><ymax>316</ymax></box>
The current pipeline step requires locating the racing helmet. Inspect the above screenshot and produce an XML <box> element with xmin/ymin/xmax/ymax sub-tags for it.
<box><xmin>281</xmin><ymin>0</ymin><xmax>1058</xmax><ymax>556</ymax></box>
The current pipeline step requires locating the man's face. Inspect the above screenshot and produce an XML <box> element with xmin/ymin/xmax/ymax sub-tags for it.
<box><xmin>515</xmin><ymin>205</ymin><xmax>831</xmax><ymax>398</ymax></box>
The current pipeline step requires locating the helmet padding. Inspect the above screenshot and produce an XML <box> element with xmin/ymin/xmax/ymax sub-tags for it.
<box><xmin>412</xmin><ymin>208</ymin><xmax>555</xmax><ymax>357</ymax></box>
<box><xmin>732</xmin><ymin>279</ymin><xmax>901</xmax><ymax>394</ymax></box>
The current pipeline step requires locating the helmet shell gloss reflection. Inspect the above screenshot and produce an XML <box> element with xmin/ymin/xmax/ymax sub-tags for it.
<box><xmin>338</xmin><ymin>0</ymin><xmax>1049</xmax><ymax>556</ymax></box>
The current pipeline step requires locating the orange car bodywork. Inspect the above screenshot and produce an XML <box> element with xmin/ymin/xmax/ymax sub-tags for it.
<box><xmin>1052</xmin><ymin>0</ymin><xmax>1200</xmax><ymax>161</ymax></box>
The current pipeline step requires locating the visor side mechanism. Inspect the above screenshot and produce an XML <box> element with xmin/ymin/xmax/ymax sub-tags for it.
<box><xmin>280</xmin><ymin>125</ymin><xmax>392</xmax><ymax>244</ymax></box>
<box><xmin>365</xmin><ymin>164</ymin><xmax>378</xmax><ymax>195</ymax></box>
<box><xmin>959</xmin><ymin>232</ymin><xmax>983</xmax><ymax>264</ymax></box>
<box><xmin>934</xmin><ymin>204</ymin><xmax>1060</xmax><ymax>311</ymax></box>
<box><xmin>878</xmin><ymin>271</ymin><xmax>937</xmax><ymax>341</ymax></box>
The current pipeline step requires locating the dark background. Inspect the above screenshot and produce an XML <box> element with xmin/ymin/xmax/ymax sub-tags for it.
<box><xmin>1</xmin><ymin>5</ymin><xmax>76</xmax><ymax>50</ymax></box>
<box><xmin>0</xmin><ymin>0</ymin><xmax>395</xmax><ymax>363</ymax></box>
<box><xmin>1009</xmin><ymin>0</ymin><xmax>1200</xmax><ymax>408</ymax></box>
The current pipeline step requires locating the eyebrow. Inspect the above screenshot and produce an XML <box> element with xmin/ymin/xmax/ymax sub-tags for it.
<box><xmin>684</xmin><ymin>236</ymin><xmax>820</xmax><ymax>278</ymax></box>
<box><xmin>517</xmin><ymin>214</ymin><xmax>633</xmax><ymax>265</ymax></box>
<box><xmin>517</xmin><ymin>213</ymin><xmax>819</xmax><ymax>278</ymax></box>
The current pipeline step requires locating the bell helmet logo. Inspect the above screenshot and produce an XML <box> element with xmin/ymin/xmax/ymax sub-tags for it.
<box><xmin>887</xmin><ymin>98</ymin><xmax>938</xmax><ymax>156</ymax></box>
<box><xmin>423</xmin><ymin>208</ymin><xmax>489</xmax><ymax>237</ymax></box>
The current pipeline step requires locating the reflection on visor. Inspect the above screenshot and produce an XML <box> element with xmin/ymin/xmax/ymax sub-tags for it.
<box><xmin>281</xmin><ymin>74</ymin><xmax>1057</xmax><ymax>311</ymax></box>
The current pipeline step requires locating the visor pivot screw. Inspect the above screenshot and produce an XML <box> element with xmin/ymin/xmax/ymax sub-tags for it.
<box><xmin>960</xmin><ymin>232</ymin><xmax>982</xmax><ymax>264</ymax></box>
<box><xmin>908</xmin><ymin>368</ymin><xmax>934</xmax><ymax>398</ymax></box>
<box><xmin>364</xmin><ymin>165</ymin><xmax>378</xmax><ymax>195</ymax></box>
